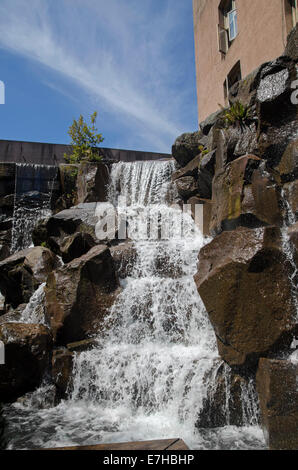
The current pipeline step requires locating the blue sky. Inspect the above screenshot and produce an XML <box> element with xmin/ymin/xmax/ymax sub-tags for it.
<box><xmin>0</xmin><ymin>0</ymin><xmax>198</xmax><ymax>153</ymax></box>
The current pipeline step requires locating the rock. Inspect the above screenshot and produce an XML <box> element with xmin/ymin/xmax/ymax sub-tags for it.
<box><xmin>172</xmin><ymin>131</ymin><xmax>204</xmax><ymax>167</ymax></box>
<box><xmin>194</xmin><ymin>227</ymin><xmax>298</xmax><ymax>370</ymax></box>
<box><xmin>199</xmin><ymin>109</ymin><xmax>225</xmax><ymax>136</ymax></box>
<box><xmin>288</xmin><ymin>222</ymin><xmax>298</xmax><ymax>266</ymax></box>
<box><xmin>77</xmin><ymin>162</ymin><xmax>110</xmax><ymax>204</ymax></box>
<box><xmin>54</xmin><ymin>164</ymin><xmax>79</xmax><ymax>211</ymax></box>
<box><xmin>210</xmin><ymin>155</ymin><xmax>271</xmax><ymax>236</ymax></box>
<box><xmin>0</xmin><ymin>246</ymin><xmax>60</xmax><ymax>308</ymax></box>
<box><xmin>52</xmin><ymin>349</ymin><xmax>74</xmax><ymax>399</ymax></box>
<box><xmin>257</xmin><ymin>57</ymin><xmax>298</xmax><ymax>170</ymax></box>
<box><xmin>0</xmin><ymin>194</ymin><xmax>14</xmax><ymax>209</ymax></box>
<box><xmin>196</xmin><ymin>361</ymin><xmax>257</xmax><ymax>428</ymax></box>
<box><xmin>33</xmin><ymin>202</ymin><xmax>118</xmax><ymax>257</ymax></box>
<box><xmin>0</xmin><ymin>293</ymin><xmax>5</xmax><ymax>316</ymax></box>
<box><xmin>275</xmin><ymin>140</ymin><xmax>298</xmax><ymax>183</ymax></box>
<box><xmin>0</xmin><ymin>304</ymin><xmax>26</xmax><ymax>324</ymax></box>
<box><xmin>67</xmin><ymin>338</ymin><xmax>97</xmax><ymax>352</ymax></box>
<box><xmin>0</xmin><ymin>228</ymin><xmax>11</xmax><ymax>262</ymax></box>
<box><xmin>0</xmin><ymin>323</ymin><xmax>52</xmax><ymax>402</ymax></box>
<box><xmin>214</xmin><ymin>125</ymin><xmax>259</xmax><ymax>173</ymax></box>
<box><xmin>171</xmin><ymin>154</ymin><xmax>202</xmax><ymax>181</ymax></box>
<box><xmin>197</xmin><ymin>150</ymin><xmax>216</xmax><ymax>199</ymax></box>
<box><xmin>256</xmin><ymin>358</ymin><xmax>298</xmax><ymax>450</ymax></box>
<box><xmin>284</xmin><ymin>24</ymin><xmax>298</xmax><ymax>61</ymax></box>
<box><xmin>59</xmin><ymin>232</ymin><xmax>96</xmax><ymax>263</ymax></box>
<box><xmin>250</xmin><ymin>163</ymin><xmax>283</xmax><ymax>225</ymax></box>
<box><xmin>44</xmin><ymin>245</ymin><xmax>120</xmax><ymax>345</ymax></box>
<box><xmin>110</xmin><ymin>242</ymin><xmax>137</xmax><ymax>278</ymax></box>
<box><xmin>228</xmin><ymin>66</ymin><xmax>260</xmax><ymax>109</ymax></box>
<box><xmin>174</xmin><ymin>176</ymin><xmax>198</xmax><ymax>200</ymax></box>
<box><xmin>172</xmin><ymin>150</ymin><xmax>215</xmax><ymax>200</ymax></box>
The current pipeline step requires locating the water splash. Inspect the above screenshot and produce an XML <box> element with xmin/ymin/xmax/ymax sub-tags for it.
<box><xmin>18</xmin><ymin>283</ymin><xmax>47</xmax><ymax>325</ymax></box>
<box><xmin>11</xmin><ymin>164</ymin><xmax>57</xmax><ymax>253</ymax></box>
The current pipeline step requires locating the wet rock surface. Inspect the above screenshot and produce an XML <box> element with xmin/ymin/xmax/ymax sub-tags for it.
<box><xmin>256</xmin><ymin>358</ymin><xmax>298</xmax><ymax>450</ymax></box>
<box><xmin>77</xmin><ymin>162</ymin><xmax>109</xmax><ymax>204</ymax></box>
<box><xmin>44</xmin><ymin>245</ymin><xmax>120</xmax><ymax>345</ymax></box>
<box><xmin>0</xmin><ymin>247</ymin><xmax>60</xmax><ymax>308</ymax></box>
<box><xmin>194</xmin><ymin>227</ymin><xmax>298</xmax><ymax>370</ymax></box>
<box><xmin>0</xmin><ymin>323</ymin><xmax>52</xmax><ymax>402</ymax></box>
<box><xmin>171</xmin><ymin>131</ymin><xmax>204</xmax><ymax>167</ymax></box>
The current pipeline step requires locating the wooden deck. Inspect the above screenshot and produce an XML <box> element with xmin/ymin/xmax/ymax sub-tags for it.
<box><xmin>45</xmin><ymin>438</ymin><xmax>189</xmax><ymax>451</ymax></box>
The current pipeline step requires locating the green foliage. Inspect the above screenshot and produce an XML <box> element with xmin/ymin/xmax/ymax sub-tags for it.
<box><xmin>219</xmin><ymin>101</ymin><xmax>253</xmax><ymax>127</ymax></box>
<box><xmin>198</xmin><ymin>145</ymin><xmax>210</xmax><ymax>157</ymax></box>
<box><xmin>64</xmin><ymin>112</ymin><xmax>104</xmax><ymax>164</ymax></box>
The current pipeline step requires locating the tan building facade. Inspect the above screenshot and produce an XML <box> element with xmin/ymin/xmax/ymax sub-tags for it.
<box><xmin>193</xmin><ymin>0</ymin><xmax>298</xmax><ymax>123</ymax></box>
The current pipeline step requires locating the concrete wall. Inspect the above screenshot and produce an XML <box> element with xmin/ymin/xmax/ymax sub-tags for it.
<box><xmin>193</xmin><ymin>0</ymin><xmax>294</xmax><ymax>122</ymax></box>
<box><xmin>0</xmin><ymin>140</ymin><xmax>171</xmax><ymax>166</ymax></box>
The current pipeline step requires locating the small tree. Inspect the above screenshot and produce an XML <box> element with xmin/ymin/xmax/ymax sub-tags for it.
<box><xmin>64</xmin><ymin>111</ymin><xmax>104</xmax><ymax>163</ymax></box>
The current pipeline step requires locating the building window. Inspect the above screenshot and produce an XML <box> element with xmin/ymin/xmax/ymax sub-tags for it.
<box><xmin>223</xmin><ymin>61</ymin><xmax>242</xmax><ymax>104</ymax></box>
<box><xmin>285</xmin><ymin>0</ymin><xmax>298</xmax><ymax>33</ymax></box>
<box><xmin>218</xmin><ymin>0</ymin><xmax>238</xmax><ymax>54</ymax></box>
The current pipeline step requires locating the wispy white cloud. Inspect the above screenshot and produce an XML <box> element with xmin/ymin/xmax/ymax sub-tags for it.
<box><xmin>0</xmin><ymin>0</ymin><xmax>196</xmax><ymax>152</ymax></box>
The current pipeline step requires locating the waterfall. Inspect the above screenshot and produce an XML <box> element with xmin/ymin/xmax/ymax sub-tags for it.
<box><xmin>281</xmin><ymin>189</ymin><xmax>298</xmax><ymax>361</ymax></box>
<box><xmin>2</xmin><ymin>160</ymin><xmax>264</xmax><ymax>450</ymax></box>
<box><xmin>18</xmin><ymin>283</ymin><xmax>47</xmax><ymax>325</ymax></box>
<box><xmin>11</xmin><ymin>163</ymin><xmax>57</xmax><ymax>253</ymax></box>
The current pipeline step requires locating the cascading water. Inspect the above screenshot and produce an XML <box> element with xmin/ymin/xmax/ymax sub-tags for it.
<box><xmin>11</xmin><ymin>163</ymin><xmax>57</xmax><ymax>253</ymax></box>
<box><xmin>2</xmin><ymin>160</ymin><xmax>265</xmax><ymax>450</ymax></box>
<box><xmin>280</xmin><ymin>189</ymin><xmax>298</xmax><ymax>362</ymax></box>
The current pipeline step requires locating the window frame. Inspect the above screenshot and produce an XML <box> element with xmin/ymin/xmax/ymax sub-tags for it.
<box><xmin>228</xmin><ymin>8</ymin><xmax>238</xmax><ymax>41</ymax></box>
<box><xmin>218</xmin><ymin>0</ymin><xmax>238</xmax><ymax>54</ymax></box>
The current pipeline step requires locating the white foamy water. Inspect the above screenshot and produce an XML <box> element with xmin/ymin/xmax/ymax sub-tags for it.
<box><xmin>11</xmin><ymin>163</ymin><xmax>57</xmax><ymax>253</ymax></box>
<box><xmin>3</xmin><ymin>160</ymin><xmax>264</xmax><ymax>450</ymax></box>
<box><xmin>18</xmin><ymin>283</ymin><xmax>47</xmax><ymax>325</ymax></box>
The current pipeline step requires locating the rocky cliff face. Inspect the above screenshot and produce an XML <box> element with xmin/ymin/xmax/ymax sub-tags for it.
<box><xmin>172</xmin><ymin>26</ymin><xmax>298</xmax><ymax>450</ymax></box>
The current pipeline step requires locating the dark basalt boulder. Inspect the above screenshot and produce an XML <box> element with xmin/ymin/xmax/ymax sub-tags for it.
<box><xmin>172</xmin><ymin>153</ymin><xmax>202</xmax><ymax>181</ymax></box>
<box><xmin>172</xmin><ymin>131</ymin><xmax>205</xmax><ymax>167</ymax></box>
<box><xmin>194</xmin><ymin>226</ymin><xmax>298</xmax><ymax>371</ymax></box>
<box><xmin>214</xmin><ymin>124</ymin><xmax>259</xmax><ymax>174</ymax></box>
<box><xmin>284</xmin><ymin>24</ymin><xmax>297</xmax><ymax>61</ymax></box>
<box><xmin>110</xmin><ymin>242</ymin><xmax>137</xmax><ymax>279</ymax></box>
<box><xmin>44</xmin><ymin>245</ymin><xmax>120</xmax><ymax>345</ymax></box>
<box><xmin>197</xmin><ymin>361</ymin><xmax>258</xmax><ymax>428</ymax></box>
<box><xmin>0</xmin><ymin>247</ymin><xmax>60</xmax><ymax>308</ymax></box>
<box><xmin>257</xmin><ymin>56</ymin><xmax>298</xmax><ymax>172</ymax></box>
<box><xmin>256</xmin><ymin>358</ymin><xmax>298</xmax><ymax>450</ymax></box>
<box><xmin>197</xmin><ymin>150</ymin><xmax>216</xmax><ymax>199</ymax></box>
<box><xmin>33</xmin><ymin>203</ymin><xmax>117</xmax><ymax>260</ymax></box>
<box><xmin>0</xmin><ymin>323</ymin><xmax>52</xmax><ymax>402</ymax></box>
<box><xmin>77</xmin><ymin>162</ymin><xmax>110</xmax><ymax>204</ymax></box>
<box><xmin>52</xmin><ymin>349</ymin><xmax>74</xmax><ymax>399</ymax></box>
<box><xmin>209</xmin><ymin>155</ymin><xmax>281</xmax><ymax>236</ymax></box>
<box><xmin>59</xmin><ymin>232</ymin><xmax>96</xmax><ymax>263</ymax></box>
<box><xmin>199</xmin><ymin>109</ymin><xmax>225</xmax><ymax>136</ymax></box>
<box><xmin>54</xmin><ymin>164</ymin><xmax>79</xmax><ymax>211</ymax></box>
<box><xmin>174</xmin><ymin>176</ymin><xmax>198</xmax><ymax>200</ymax></box>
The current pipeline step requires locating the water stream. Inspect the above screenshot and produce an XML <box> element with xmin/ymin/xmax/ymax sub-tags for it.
<box><xmin>11</xmin><ymin>163</ymin><xmax>57</xmax><ymax>253</ymax></box>
<box><xmin>2</xmin><ymin>160</ymin><xmax>264</xmax><ymax>450</ymax></box>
